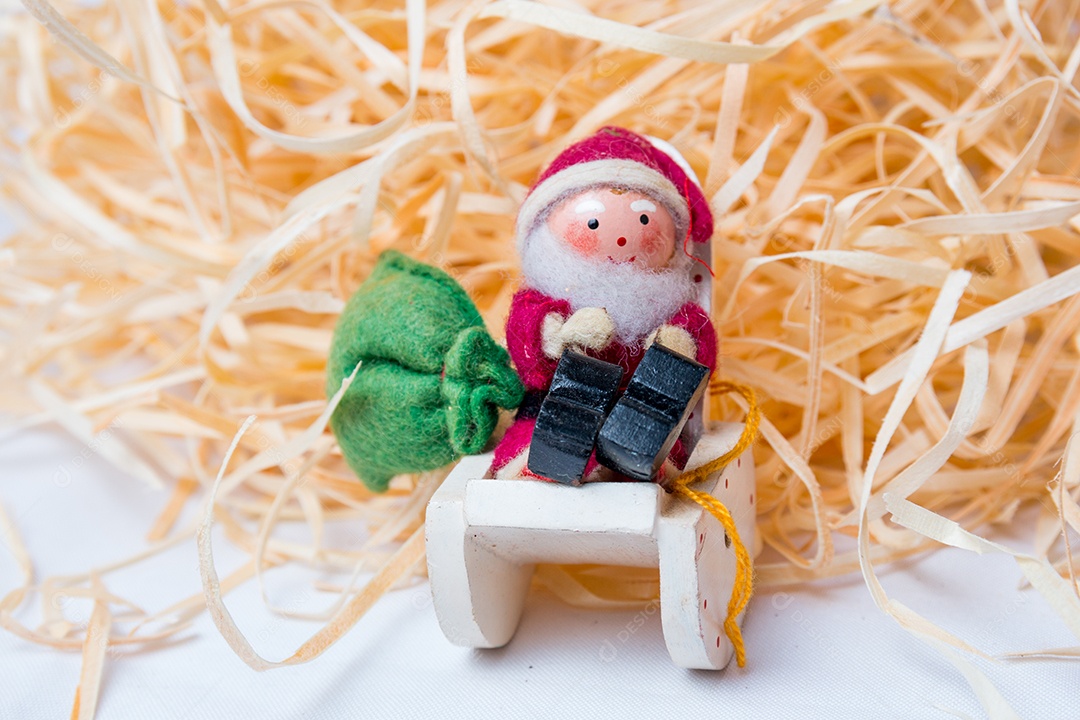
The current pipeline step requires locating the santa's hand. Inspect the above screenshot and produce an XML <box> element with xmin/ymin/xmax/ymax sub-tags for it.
<box><xmin>541</xmin><ymin>313</ymin><xmax>567</xmax><ymax>358</ymax></box>
<box><xmin>645</xmin><ymin>324</ymin><xmax>697</xmax><ymax>360</ymax></box>
<box><xmin>560</xmin><ymin>307</ymin><xmax>615</xmax><ymax>353</ymax></box>
<box><xmin>541</xmin><ymin>308</ymin><xmax>615</xmax><ymax>358</ymax></box>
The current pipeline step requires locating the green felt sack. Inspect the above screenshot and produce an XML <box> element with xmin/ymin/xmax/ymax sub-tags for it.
<box><xmin>326</xmin><ymin>250</ymin><xmax>523</xmax><ymax>492</ymax></box>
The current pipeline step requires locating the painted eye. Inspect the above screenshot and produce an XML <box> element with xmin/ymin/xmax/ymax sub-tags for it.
<box><xmin>587</xmin><ymin>218</ymin><xmax>599</xmax><ymax>230</ymax></box>
<box><xmin>639</xmin><ymin>214</ymin><xmax>649</xmax><ymax>225</ymax></box>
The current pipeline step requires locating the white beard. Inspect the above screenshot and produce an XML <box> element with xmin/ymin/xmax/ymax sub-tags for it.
<box><xmin>520</xmin><ymin>224</ymin><xmax>698</xmax><ymax>345</ymax></box>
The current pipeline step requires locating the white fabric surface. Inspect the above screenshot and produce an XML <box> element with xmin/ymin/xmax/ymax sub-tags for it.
<box><xmin>0</xmin><ymin>429</ymin><xmax>1076</xmax><ymax>720</ymax></box>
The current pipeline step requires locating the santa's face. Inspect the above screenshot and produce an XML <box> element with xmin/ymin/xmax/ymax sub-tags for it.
<box><xmin>545</xmin><ymin>188</ymin><xmax>677</xmax><ymax>269</ymax></box>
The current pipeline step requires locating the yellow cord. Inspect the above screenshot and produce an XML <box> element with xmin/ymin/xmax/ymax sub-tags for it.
<box><xmin>668</xmin><ymin>381</ymin><xmax>760</xmax><ymax>668</ymax></box>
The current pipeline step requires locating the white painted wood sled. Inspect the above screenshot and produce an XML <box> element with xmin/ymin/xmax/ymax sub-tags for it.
<box><xmin>425</xmin><ymin>422</ymin><xmax>755</xmax><ymax>670</ymax></box>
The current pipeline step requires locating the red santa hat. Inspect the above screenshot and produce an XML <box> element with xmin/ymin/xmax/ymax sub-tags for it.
<box><xmin>515</xmin><ymin>126</ymin><xmax>714</xmax><ymax>254</ymax></box>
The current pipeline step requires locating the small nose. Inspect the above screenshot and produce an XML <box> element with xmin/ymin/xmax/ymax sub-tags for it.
<box><xmin>616</xmin><ymin>237</ymin><xmax>627</xmax><ymax>246</ymax></box>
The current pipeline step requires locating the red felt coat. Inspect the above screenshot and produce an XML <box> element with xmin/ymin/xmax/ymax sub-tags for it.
<box><xmin>491</xmin><ymin>287</ymin><xmax>717</xmax><ymax>478</ymax></box>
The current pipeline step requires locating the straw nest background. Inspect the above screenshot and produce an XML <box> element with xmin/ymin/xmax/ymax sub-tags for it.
<box><xmin>1</xmin><ymin>0</ymin><xmax>1079</xmax><ymax>716</ymax></box>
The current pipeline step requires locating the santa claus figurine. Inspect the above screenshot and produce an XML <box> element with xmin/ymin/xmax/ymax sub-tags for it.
<box><xmin>492</xmin><ymin>127</ymin><xmax>717</xmax><ymax>485</ymax></box>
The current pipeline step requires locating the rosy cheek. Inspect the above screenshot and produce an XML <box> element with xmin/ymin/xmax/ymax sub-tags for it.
<box><xmin>564</xmin><ymin>224</ymin><xmax>599</xmax><ymax>255</ymax></box>
<box><xmin>640</xmin><ymin>230</ymin><xmax>664</xmax><ymax>257</ymax></box>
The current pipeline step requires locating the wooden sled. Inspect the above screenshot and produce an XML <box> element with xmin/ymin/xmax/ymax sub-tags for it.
<box><xmin>425</xmin><ymin>423</ymin><xmax>755</xmax><ymax>670</ymax></box>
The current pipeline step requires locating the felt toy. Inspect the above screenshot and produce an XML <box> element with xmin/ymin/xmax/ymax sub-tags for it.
<box><xmin>327</xmin><ymin>130</ymin><xmax>760</xmax><ymax>669</ymax></box>
<box><xmin>492</xmin><ymin>126</ymin><xmax>718</xmax><ymax>484</ymax></box>
<box><xmin>425</xmin><ymin>129</ymin><xmax>762</xmax><ymax>668</ymax></box>
<box><xmin>327</xmin><ymin>250</ymin><xmax>524</xmax><ymax>491</ymax></box>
